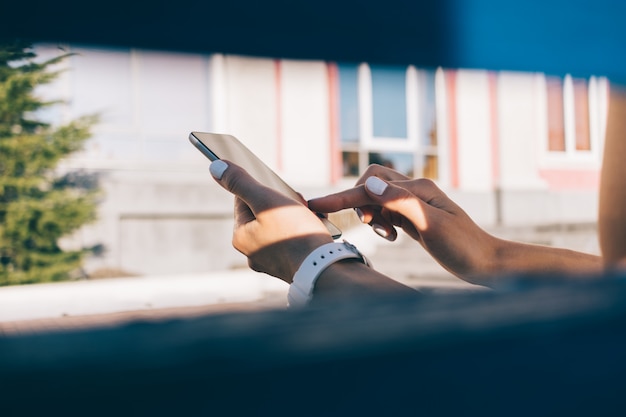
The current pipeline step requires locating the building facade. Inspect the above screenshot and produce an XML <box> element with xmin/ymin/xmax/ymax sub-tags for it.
<box><xmin>35</xmin><ymin>44</ymin><xmax>608</xmax><ymax>276</ymax></box>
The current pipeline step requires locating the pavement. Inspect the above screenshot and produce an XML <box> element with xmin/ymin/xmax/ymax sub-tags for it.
<box><xmin>0</xmin><ymin>222</ymin><xmax>599</xmax><ymax>335</ymax></box>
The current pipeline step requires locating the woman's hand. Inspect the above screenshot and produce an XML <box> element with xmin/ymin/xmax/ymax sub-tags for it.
<box><xmin>210</xmin><ymin>160</ymin><xmax>333</xmax><ymax>283</ymax></box>
<box><xmin>308</xmin><ymin>164</ymin><xmax>497</xmax><ymax>281</ymax></box>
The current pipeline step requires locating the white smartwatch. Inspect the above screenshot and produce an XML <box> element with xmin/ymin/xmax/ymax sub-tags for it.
<box><xmin>287</xmin><ymin>240</ymin><xmax>369</xmax><ymax>307</ymax></box>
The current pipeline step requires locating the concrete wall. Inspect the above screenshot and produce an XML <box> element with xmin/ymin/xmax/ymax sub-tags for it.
<box><xmin>219</xmin><ymin>55</ymin><xmax>279</xmax><ymax>170</ymax></box>
<box><xmin>455</xmin><ymin>70</ymin><xmax>494</xmax><ymax>191</ymax></box>
<box><xmin>497</xmin><ymin>72</ymin><xmax>547</xmax><ymax>189</ymax></box>
<box><xmin>61</xmin><ymin>170</ymin><xmax>245</xmax><ymax>277</ymax></box>
<box><xmin>498</xmin><ymin>190</ymin><xmax>598</xmax><ymax>226</ymax></box>
<box><xmin>280</xmin><ymin>60</ymin><xmax>332</xmax><ymax>187</ymax></box>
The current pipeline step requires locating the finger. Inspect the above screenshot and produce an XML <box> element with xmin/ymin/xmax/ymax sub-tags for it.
<box><xmin>354</xmin><ymin>205</ymin><xmax>376</xmax><ymax>223</ymax></box>
<box><xmin>234</xmin><ymin>197</ymin><xmax>255</xmax><ymax>228</ymax></box>
<box><xmin>368</xmin><ymin>210</ymin><xmax>398</xmax><ymax>241</ymax></box>
<box><xmin>364</xmin><ymin>176</ymin><xmax>433</xmax><ymax>232</ymax></box>
<box><xmin>308</xmin><ymin>164</ymin><xmax>413</xmax><ymax>215</ymax></box>
<box><xmin>349</xmin><ymin>204</ymin><xmax>397</xmax><ymax>241</ymax></box>
<box><xmin>308</xmin><ymin>187</ymin><xmax>398</xmax><ymax>241</ymax></box>
<box><xmin>210</xmin><ymin>159</ymin><xmax>298</xmax><ymax>215</ymax></box>
<box><xmin>350</xmin><ymin>164</ymin><xmax>411</xmax><ymax>230</ymax></box>
<box><xmin>308</xmin><ymin>185</ymin><xmax>374</xmax><ymax>213</ymax></box>
<box><xmin>392</xmin><ymin>178</ymin><xmax>452</xmax><ymax>212</ymax></box>
<box><xmin>354</xmin><ymin>164</ymin><xmax>411</xmax><ymax>187</ymax></box>
<box><xmin>294</xmin><ymin>191</ymin><xmax>307</xmax><ymax>206</ymax></box>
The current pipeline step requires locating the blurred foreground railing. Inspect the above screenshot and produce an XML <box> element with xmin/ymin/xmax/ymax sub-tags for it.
<box><xmin>2</xmin><ymin>272</ymin><xmax>626</xmax><ymax>416</ymax></box>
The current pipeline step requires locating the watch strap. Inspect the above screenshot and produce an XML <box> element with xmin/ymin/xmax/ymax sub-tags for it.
<box><xmin>288</xmin><ymin>240</ymin><xmax>367</xmax><ymax>307</ymax></box>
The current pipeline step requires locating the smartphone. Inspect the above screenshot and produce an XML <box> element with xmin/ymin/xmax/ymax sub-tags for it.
<box><xmin>189</xmin><ymin>131</ymin><xmax>342</xmax><ymax>239</ymax></box>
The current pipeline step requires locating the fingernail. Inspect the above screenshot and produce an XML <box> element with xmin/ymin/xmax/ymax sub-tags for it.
<box><xmin>372</xmin><ymin>224</ymin><xmax>391</xmax><ymax>239</ymax></box>
<box><xmin>365</xmin><ymin>176</ymin><xmax>388</xmax><ymax>196</ymax></box>
<box><xmin>355</xmin><ymin>208</ymin><xmax>365</xmax><ymax>223</ymax></box>
<box><xmin>209</xmin><ymin>160</ymin><xmax>228</xmax><ymax>180</ymax></box>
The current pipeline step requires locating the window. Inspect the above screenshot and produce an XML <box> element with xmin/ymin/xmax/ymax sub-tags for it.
<box><xmin>371</xmin><ymin>65</ymin><xmax>407</xmax><ymax>139</ymax></box>
<box><xmin>337</xmin><ymin>63</ymin><xmax>439</xmax><ymax>180</ymax></box>
<box><xmin>338</xmin><ymin>64</ymin><xmax>360</xmax><ymax>143</ymax></box>
<box><xmin>572</xmin><ymin>78</ymin><xmax>591</xmax><ymax>151</ymax></box>
<box><xmin>546</xmin><ymin>76</ymin><xmax>565</xmax><ymax>152</ymax></box>
<box><xmin>418</xmin><ymin>70</ymin><xmax>438</xmax><ymax>179</ymax></box>
<box><xmin>545</xmin><ymin>75</ymin><xmax>599</xmax><ymax>154</ymax></box>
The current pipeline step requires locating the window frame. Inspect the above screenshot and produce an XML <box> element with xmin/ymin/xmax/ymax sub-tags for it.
<box><xmin>339</xmin><ymin>63</ymin><xmax>440</xmax><ymax>180</ymax></box>
<box><xmin>539</xmin><ymin>73</ymin><xmax>608</xmax><ymax>168</ymax></box>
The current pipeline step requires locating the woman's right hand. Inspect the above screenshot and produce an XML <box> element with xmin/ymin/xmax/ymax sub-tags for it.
<box><xmin>308</xmin><ymin>164</ymin><xmax>498</xmax><ymax>282</ymax></box>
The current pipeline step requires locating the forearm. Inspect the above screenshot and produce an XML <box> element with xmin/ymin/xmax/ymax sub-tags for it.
<box><xmin>312</xmin><ymin>259</ymin><xmax>419</xmax><ymax>302</ymax></box>
<box><xmin>480</xmin><ymin>238</ymin><xmax>603</xmax><ymax>284</ymax></box>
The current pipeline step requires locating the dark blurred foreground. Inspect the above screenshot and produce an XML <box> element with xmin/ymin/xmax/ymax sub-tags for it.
<box><xmin>2</xmin><ymin>273</ymin><xmax>626</xmax><ymax>417</ymax></box>
<box><xmin>3</xmin><ymin>0</ymin><xmax>626</xmax><ymax>84</ymax></box>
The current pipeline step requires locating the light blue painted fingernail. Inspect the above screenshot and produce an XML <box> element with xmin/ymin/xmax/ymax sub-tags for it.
<box><xmin>365</xmin><ymin>176</ymin><xmax>388</xmax><ymax>196</ymax></box>
<box><xmin>209</xmin><ymin>160</ymin><xmax>228</xmax><ymax>180</ymax></box>
<box><xmin>355</xmin><ymin>208</ymin><xmax>365</xmax><ymax>223</ymax></box>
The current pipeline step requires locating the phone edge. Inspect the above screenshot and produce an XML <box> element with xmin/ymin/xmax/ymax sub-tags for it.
<box><xmin>189</xmin><ymin>132</ymin><xmax>219</xmax><ymax>161</ymax></box>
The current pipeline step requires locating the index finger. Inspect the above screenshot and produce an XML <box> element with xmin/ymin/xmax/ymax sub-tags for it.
<box><xmin>307</xmin><ymin>185</ymin><xmax>374</xmax><ymax>213</ymax></box>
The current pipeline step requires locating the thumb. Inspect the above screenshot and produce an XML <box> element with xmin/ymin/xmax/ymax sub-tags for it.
<box><xmin>364</xmin><ymin>176</ymin><xmax>432</xmax><ymax>232</ymax></box>
<box><xmin>210</xmin><ymin>159</ymin><xmax>296</xmax><ymax>214</ymax></box>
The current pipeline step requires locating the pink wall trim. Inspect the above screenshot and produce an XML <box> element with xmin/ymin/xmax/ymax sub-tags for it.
<box><xmin>488</xmin><ymin>72</ymin><xmax>500</xmax><ymax>189</ymax></box>
<box><xmin>327</xmin><ymin>63</ymin><xmax>341</xmax><ymax>184</ymax></box>
<box><xmin>274</xmin><ymin>60</ymin><xmax>283</xmax><ymax>171</ymax></box>
<box><xmin>446</xmin><ymin>70</ymin><xmax>459</xmax><ymax>188</ymax></box>
<box><xmin>538</xmin><ymin>169</ymin><xmax>601</xmax><ymax>190</ymax></box>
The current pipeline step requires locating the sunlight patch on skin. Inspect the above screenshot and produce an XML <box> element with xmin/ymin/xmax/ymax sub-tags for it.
<box><xmin>253</xmin><ymin>205</ymin><xmax>330</xmax><ymax>240</ymax></box>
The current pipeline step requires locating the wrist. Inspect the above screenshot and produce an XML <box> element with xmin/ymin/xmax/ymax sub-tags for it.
<box><xmin>287</xmin><ymin>240</ymin><xmax>369</xmax><ymax>307</ymax></box>
<box><xmin>313</xmin><ymin>259</ymin><xmax>373</xmax><ymax>297</ymax></box>
<box><xmin>454</xmin><ymin>232</ymin><xmax>502</xmax><ymax>284</ymax></box>
<box><xmin>313</xmin><ymin>258</ymin><xmax>418</xmax><ymax>301</ymax></box>
<box><xmin>479</xmin><ymin>234</ymin><xmax>506</xmax><ymax>275</ymax></box>
<box><xmin>283</xmin><ymin>235</ymin><xmax>335</xmax><ymax>284</ymax></box>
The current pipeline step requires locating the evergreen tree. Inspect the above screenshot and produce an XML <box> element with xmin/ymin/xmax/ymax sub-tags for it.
<box><xmin>0</xmin><ymin>40</ymin><xmax>99</xmax><ymax>285</ymax></box>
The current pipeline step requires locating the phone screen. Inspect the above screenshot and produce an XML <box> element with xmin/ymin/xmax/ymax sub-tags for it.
<box><xmin>189</xmin><ymin>131</ymin><xmax>342</xmax><ymax>239</ymax></box>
